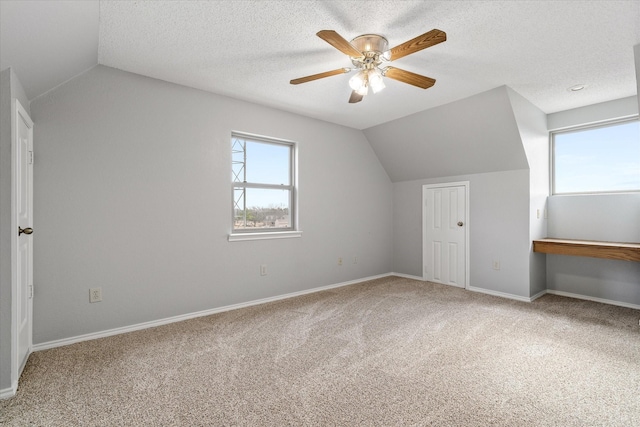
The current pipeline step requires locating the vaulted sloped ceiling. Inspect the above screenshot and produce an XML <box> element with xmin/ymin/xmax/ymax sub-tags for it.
<box><xmin>1</xmin><ymin>1</ymin><xmax>639</xmax><ymax>129</ymax></box>
<box><xmin>2</xmin><ymin>2</ymin><xmax>638</xmax><ymax>186</ymax></box>
<box><xmin>0</xmin><ymin>1</ymin><xmax>98</xmax><ymax>100</ymax></box>
<box><xmin>363</xmin><ymin>86</ymin><xmax>529</xmax><ymax>182</ymax></box>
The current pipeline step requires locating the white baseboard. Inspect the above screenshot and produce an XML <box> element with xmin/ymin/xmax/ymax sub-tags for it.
<box><xmin>29</xmin><ymin>272</ymin><xmax>640</xmax><ymax>354</ymax></box>
<box><xmin>390</xmin><ymin>272</ymin><xmax>425</xmax><ymax>281</ymax></box>
<box><xmin>467</xmin><ymin>285</ymin><xmax>535</xmax><ymax>302</ymax></box>
<box><xmin>390</xmin><ymin>275</ymin><xmax>638</xmax><ymax>311</ymax></box>
<box><xmin>546</xmin><ymin>289</ymin><xmax>640</xmax><ymax>310</ymax></box>
<box><xmin>391</xmin><ymin>274</ymin><xmax>547</xmax><ymax>303</ymax></box>
<box><xmin>33</xmin><ymin>273</ymin><xmax>393</xmax><ymax>352</ymax></box>
<box><xmin>529</xmin><ymin>289</ymin><xmax>548</xmax><ymax>302</ymax></box>
<box><xmin>0</xmin><ymin>381</ymin><xmax>17</xmax><ymax>400</ymax></box>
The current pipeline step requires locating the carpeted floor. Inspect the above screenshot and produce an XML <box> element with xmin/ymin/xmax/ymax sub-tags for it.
<box><xmin>2</xmin><ymin>276</ymin><xmax>639</xmax><ymax>426</ymax></box>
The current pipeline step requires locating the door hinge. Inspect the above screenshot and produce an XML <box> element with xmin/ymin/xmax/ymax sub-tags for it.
<box><xmin>29</xmin><ymin>150</ymin><xmax>34</xmax><ymax>165</ymax></box>
<box><xmin>29</xmin><ymin>285</ymin><xmax>33</xmax><ymax>299</ymax></box>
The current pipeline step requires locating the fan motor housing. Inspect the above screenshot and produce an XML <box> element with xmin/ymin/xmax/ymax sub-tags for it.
<box><xmin>349</xmin><ymin>34</ymin><xmax>388</xmax><ymax>66</ymax></box>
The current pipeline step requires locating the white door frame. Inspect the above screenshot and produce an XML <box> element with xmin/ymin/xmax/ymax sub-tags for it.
<box><xmin>11</xmin><ymin>99</ymin><xmax>34</xmax><ymax>394</ymax></box>
<box><xmin>422</xmin><ymin>181</ymin><xmax>470</xmax><ymax>288</ymax></box>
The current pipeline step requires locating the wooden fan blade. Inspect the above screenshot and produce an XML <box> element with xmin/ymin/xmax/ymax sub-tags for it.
<box><xmin>384</xmin><ymin>67</ymin><xmax>436</xmax><ymax>89</ymax></box>
<box><xmin>317</xmin><ymin>30</ymin><xmax>364</xmax><ymax>59</ymax></box>
<box><xmin>290</xmin><ymin>68</ymin><xmax>349</xmax><ymax>85</ymax></box>
<box><xmin>348</xmin><ymin>90</ymin><xmax>364</xmax><ymax>103</ymax></box>
<box><xmin>389</xmin><ymin>29</ymin><xmax>446</xmax><ymax>61</ymax></box>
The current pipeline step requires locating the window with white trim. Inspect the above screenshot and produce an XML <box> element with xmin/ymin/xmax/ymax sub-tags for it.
<box><xmin>551</xmin><ymin>117</ymin><xmax>640</xmax><ymax>195</ymax></box>
<box><xmin>231</xmin><ymin>132</ymin><xmax>297</xmax><ymax>235</ymax></box>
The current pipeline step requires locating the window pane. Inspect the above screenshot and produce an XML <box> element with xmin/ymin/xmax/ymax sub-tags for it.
<box><xmin>554</xmin><ymin>120</ymin><xmax>640</xmax><ymax>194</ymax></box>
<box><xmin>233</xmin><ymin>187</ymin><xmax>291</xmax><ymax>230</ymax></box>
<box><xmin>245</xmin><ymin>141</ymin><xmax>290</xmax><ymax>185</ymax></box>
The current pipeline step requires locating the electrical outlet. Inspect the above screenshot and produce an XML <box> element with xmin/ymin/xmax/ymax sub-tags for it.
<box><xmin>89</xmin><ymin>287</ymin><xmax>102</xmax><ymax>303</ymax></box>
<box><xmin>338</xmin><ymin>257</ymin><xmax>343</xmax><ymax>266</ymax></box>
<box><xmin>260</xmin><ymin>264</ymin><xmax>267</xmax><ymax>276</ymax></box>
<box><xmin>492</xmin><ymin>260</ymin><xmax>500</xmax><ymax>271</ymax></box>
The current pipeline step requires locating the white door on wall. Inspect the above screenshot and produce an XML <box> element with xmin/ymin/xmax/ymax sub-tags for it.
<box><xmin>13</xmin><ymin>99</ymin><xmax>34</xmax><ymax>384</ymax></box>
<box><xmin>423</xmin><ymin>182</ymin><xmax>468</xmax><ymax>288</ymax></box>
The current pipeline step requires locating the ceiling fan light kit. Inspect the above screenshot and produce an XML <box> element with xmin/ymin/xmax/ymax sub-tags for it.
<box><xmin>290</xmin><ymin>29</ymin><xmax>446</xmax><ymax>103</ymax></box>
<box><xmin>347</xmin><ymin>34</ymin><xmax>389</xmax><ymax>97</ymax></box>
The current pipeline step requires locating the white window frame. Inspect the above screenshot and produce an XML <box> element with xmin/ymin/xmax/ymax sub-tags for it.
<box><xmin>550</xmin><ymin>116</ymin><xmax>640</xmax><ymax>195</ymax></box>
<box><xmin>228</xmin><ymin>132</ymin><xmax>301</xmax><ymax>242</ymax></box>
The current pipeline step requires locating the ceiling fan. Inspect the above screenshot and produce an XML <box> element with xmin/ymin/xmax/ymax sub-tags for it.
<box><xmin>290</xmin><ymin>29</ymin><xmax>446</xmax><ymax>103</ymax></box>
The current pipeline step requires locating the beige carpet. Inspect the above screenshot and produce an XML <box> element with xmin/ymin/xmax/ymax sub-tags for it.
<box><xmin>2</xmin><ymin>276</ymin><xmax>639</xmax><ymax>426</ymax></box>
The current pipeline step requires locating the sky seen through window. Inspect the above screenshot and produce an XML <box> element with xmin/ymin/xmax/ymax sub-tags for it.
<box><xmin>553</xmin><ymin>119</ymin><xmax>640</xmax><ymax>194</ymax></box>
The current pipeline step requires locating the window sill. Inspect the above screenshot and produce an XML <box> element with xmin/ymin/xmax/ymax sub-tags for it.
<box><xmin>228</xmin><ymin>231</ymin><xmax>302</xmax><ymax>242</ymax></box>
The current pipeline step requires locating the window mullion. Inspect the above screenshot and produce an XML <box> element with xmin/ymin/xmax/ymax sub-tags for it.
<box><xmin>237</xmin><ymin>182</ymin><xmax>293</xmax><ymax>191</ymax></box>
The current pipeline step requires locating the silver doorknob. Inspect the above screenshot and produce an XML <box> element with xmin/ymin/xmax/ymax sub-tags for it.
<box><xmin>19</xmin><ymin>227</ymin><xmax>33</xmax><ymax>235</ymax></box>
<box><xmin>457</xmin><ymin>222</ymin><xmax>464</xmax><ymax>227</ymax></box>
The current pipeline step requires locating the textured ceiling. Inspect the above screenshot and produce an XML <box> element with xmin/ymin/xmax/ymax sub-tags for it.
<box><xmin>2</xmin><ymin>1</ymin><xmax>640</xmax><ymax>129</ymax></box>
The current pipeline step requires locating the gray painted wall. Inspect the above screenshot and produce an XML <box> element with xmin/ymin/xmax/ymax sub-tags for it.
<box><xmin>546</xmin><ymin>193</ymin><xmax>640</xmax><ymax>306</ymax></box>
<box><xmin>363</xmin><ymin>86</ymin><xmax>529</xmax><ymax>183</ymax></box>
<box><xmin>546</xmin><ymin>95</ymin><xmax>640</xmax><ymax>306</ymax></box>
<box><xmin>548</xmin><ymin>194</ymin><xmax>640</xmax><ymax>243</ymax></box>
<box><xmin>29</xmin><ymin>65</ymin><xmax>393</xmax><ymax>344</ymax></box>
<box><xmin>0</xmin><ymin>68</ymin><xmax>31</xmax><ymax>392</ymax></box>
<box><xmin>547</xmin><ymin>96</ymin><xmax>638</xmax><ymax>131</ymax></box>
<box><xmin>546</xmin><ymin>255</ymin><xmax>639</xmax><ymax>306</ymax></box>
<box><xmin>393</xmin><ymin>170</ymin><xmax>531</xmax><ymax>299</ymax></box>
<box><xmin>505</xmin><ymin>88</ymin><xmax>549</xmax><ymax>297</ymax></box>
<box><xmin>378</xmin><ymin>86</ymin><xmax>534</xmax><ymax>299</ymax></box>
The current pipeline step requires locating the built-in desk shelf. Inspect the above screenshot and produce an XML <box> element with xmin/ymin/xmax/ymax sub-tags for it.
<box><xmin>533</xmin><ymin>238</ymin><xmax>640</xmax><ymax>262</ymax></box>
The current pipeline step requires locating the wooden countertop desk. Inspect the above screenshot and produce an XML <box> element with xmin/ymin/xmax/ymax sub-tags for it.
<box><xmin>533</xmin><ymin>238</ymin><xmax>640</xmax><ymax>262</ymax></box>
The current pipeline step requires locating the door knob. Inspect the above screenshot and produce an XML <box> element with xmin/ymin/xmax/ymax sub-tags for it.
<box><xmin>19</xmin><ymin>227</ymin><xmax>33</xmax><ymax>235</ymax></box>
<box><xmin>457</xmin><ymin>222</ymin><xmax>464</xmax><ymax>227</ymax></box>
